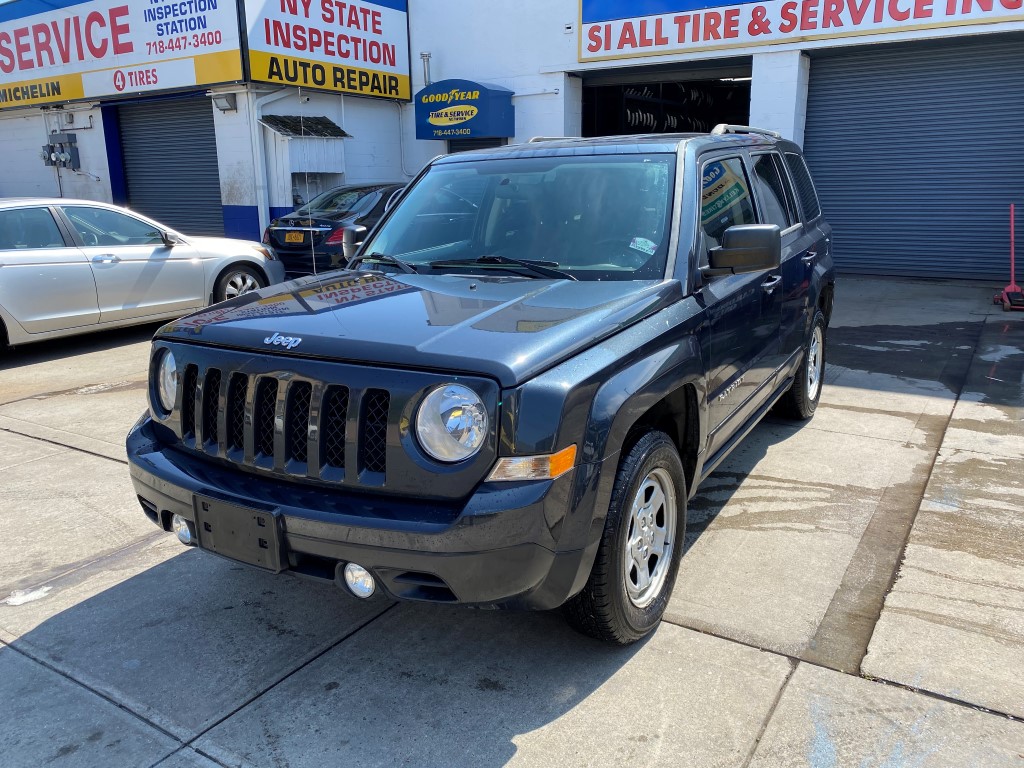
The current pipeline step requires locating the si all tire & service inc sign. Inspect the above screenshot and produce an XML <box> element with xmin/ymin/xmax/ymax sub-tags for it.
<box><xmin>578</xmin><ymin>0</ymin><xmax>1024</xmax><ymax>60</ymax></box>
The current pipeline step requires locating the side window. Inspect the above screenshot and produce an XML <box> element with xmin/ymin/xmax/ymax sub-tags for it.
<box><xmin>701</xmin><ymin>157</ymin><xmax>757</xmax><ymax>248</ymax></box>
<box><xmin>784</xmin><ymin>152</ymin><xmax>822</xmax><ymax>221</ymax></box>
<box><xmin>63</xmin><ymin>206</ymin><xmax>165</xmax><ymax>247</ymax></box>
<box><xmin>0</xmin><ymin>207</ymin><xmax>66</xmax><ymax>250</ymax></box>
<box><xmin>751</xmin><ymin>153</ymin><xmax>796</xmax><ymax>230</ymax></box>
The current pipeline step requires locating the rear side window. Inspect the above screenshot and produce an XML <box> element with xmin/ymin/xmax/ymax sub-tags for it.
<box><xmin>784</xmin><ymin>153</ymin><xmax>822</xmax><ymax>221</ymax></box>
<box><xmin>701</xmin><ymin>157</ymin><xmax>757</xmax><ymax>247</ymax></box>
<box><xmin>751</xmin><ymin>153</ymin><xmax>797</xmax><ymax>230</ymax></box>
<box><xmin>63</xmin><ymin>206</ymin><xmax>165</xmax><ymax>247</ymax></box>
<box><xmin>0</xmin><ymin>207</ymin><xmax>66</xmax><ymax>250</ymax></box>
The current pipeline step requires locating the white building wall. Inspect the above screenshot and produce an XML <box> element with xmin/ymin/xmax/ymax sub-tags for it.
<box><xmin>749</xmin><ymin>51</ymin><xmax>810</xmax><ymax>145</ymax></box>
<box><xmin>342</xmin><ymin>97</ymin><xmax>408</xmax><ymax>183</ymax></box>
<box><xmin>406</xmin><ymin>0</ymin><xmax>582</xmax><ymax>149</ymax></box>
<box><xmin>0</xmin><ymin>105</ymin><xmax>110</xmax><ymax>201</ymax></box>
<box><xmin>212</xmin><ymin>89</ymin><xmax>259</xmax><ymax>212</ymax></box>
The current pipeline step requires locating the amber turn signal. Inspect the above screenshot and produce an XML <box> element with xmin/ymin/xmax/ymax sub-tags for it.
<box><xmin>486</xmin><ymin>444</ymin><xmax>578</xmax><ymax>482</ymax></box>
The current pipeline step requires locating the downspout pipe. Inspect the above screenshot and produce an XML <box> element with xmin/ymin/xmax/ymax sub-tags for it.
<box><xmin>249</xmin><ymin>88</ymin><xmax>292</xmax><ymax>236</ymax></box>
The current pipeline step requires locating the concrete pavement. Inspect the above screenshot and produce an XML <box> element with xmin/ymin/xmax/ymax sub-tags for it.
<box><xmin>1</xmin><ymin>279</ymin><xmax>1023</xmax><ymax>767</ymax></box>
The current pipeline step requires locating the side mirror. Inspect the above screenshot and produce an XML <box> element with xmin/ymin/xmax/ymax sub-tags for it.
<box><xmin>342</xmin><ymin>225</ymin><xmax>369</xmax><ymax>262</ymax></box>
<box><xmin>161</xmin><ymin>231</ymin><xmax>177</xmax><ymax>247</ymax></box>
<box><xmin>703</xmin><ymin>224</ymin><xmax>781</xmax><ymax>277</ymax></box>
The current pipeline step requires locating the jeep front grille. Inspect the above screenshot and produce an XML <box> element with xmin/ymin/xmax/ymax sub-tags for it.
<box><xmin>180</xmin><ymin>367</ymin><xmax>390</xmax><ymax>484</ymax></box>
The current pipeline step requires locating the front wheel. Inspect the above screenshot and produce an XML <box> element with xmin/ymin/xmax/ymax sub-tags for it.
<box><xmin>777</xmin><ymin>309</ymin><xmax>826</xmax><ymax>419</ymax></box>
<box><xmin>564</xmin><ymin>431</ymin><xmax>687</xmax><ymax>645</ymax></box>
<box><xmin>213</xmin><ymin>264</ymin><xmax>265</xmax><ymax>303</ymax></box>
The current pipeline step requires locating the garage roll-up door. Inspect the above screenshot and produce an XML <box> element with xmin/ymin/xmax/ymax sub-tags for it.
<box><xmin>803</xmin><ymin>34</ymin><xmax>1024</xmax><ymax>280</ymax></box>
<box><xmin>118</xmin><ymin>98</ymin><xmax>224</xmax><ymax>236</ymax></box>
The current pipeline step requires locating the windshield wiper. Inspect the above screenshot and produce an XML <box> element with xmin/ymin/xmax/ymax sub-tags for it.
<box><xmin>349</xmin><ymin>252</ymin><xmax>419</xmax><ymax>274</ymax></box>
<box><xmin>428</xmin><ymin>255</ymin><xmax>577</xmax><ymax>281</ymax></box>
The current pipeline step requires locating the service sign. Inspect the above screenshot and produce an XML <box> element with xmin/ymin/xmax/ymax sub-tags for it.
<box><xmin>414</xmin><ymin>78</ymin><xmax>515</xmax><ymax>140</ymax></box>
<box><xmin>0</xmin><ymin>0</ymin><xmax>243</xmax><ymax>110</ymax></box>
<box><xmin>579</xmin><ymin>0</ymin><xmax>1024</xmax><ymax>61</ymax></box>
<box><xmin>245</xmin><ymin>0</ymin><xmax>410</xmax><ymax>100</ymax></box>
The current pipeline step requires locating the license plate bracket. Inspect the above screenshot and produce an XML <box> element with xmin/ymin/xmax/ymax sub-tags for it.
<box><xmin>194</xmin><ymin>495</ymin><xmax>284</xmax><ymax>572</ymax></box>
<box><xmin>284</xmin><ymin>231</ymin><xmax>305</xmax><ymax>243</ymax></box>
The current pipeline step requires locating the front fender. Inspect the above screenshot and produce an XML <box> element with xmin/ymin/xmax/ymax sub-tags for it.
<box><xmin>498</xmin><ymin>297</ymin><xmax>709</xmax><ymax>600</ymax></box>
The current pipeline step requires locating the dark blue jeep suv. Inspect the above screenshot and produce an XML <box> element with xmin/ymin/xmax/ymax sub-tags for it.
<box><xmin>128</xmin><ymin>126</ymin><xmax>835</xmax><ymax>644</ymax></box>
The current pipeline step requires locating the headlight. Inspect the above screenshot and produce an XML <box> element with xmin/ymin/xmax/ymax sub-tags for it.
<box><xmin>251</xmin><ymin>244</ymin><xmax>277</xmax><ymax>261</ymax></box>
<box><xmin>415</xmin><ymin>384</ymin><xmax>488</xmax><ymax>462</ymax></box>
<box><xmin>155</xmin><ymin>349</ymin><xmax>177</xmax><ymax>414</ymax></box>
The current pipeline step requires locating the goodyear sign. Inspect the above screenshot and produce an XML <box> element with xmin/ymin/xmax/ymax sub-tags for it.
<box><xmin>414</xmin><ymin>78</ymin><xmax>514</xmax><ymax>141</ymax></box>
<box><xmin>0</xmin><ymin>0</ymin><xmax>242</xmax><ymax>110</ymax></box>
<box><xmin>244</xmin><ymin>0</ymin><xmax>410</xmax><ymax>100</ymax></box>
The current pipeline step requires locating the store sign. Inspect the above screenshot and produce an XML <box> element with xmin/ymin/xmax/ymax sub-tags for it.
<box><xmin>579</xmin><ymin>0</ymin><xmax>1024</xmax><ymax>60</ymax></box>
<box><xmin>245</xmin><ymin>0</ymin><xmax>410</xmax><ymax>100</ymax></box>
<box><xmin>0</xmin><ymin>0</ymin><xmax>243</xmax><ymax>109</ymax></box>
<box><xmin>701</xmin><ymin>161</ymin><xmax>749</xmax><ymax>224</ymax></box>
<box><xmin>414</xmin><ymin>79</ymin><xmax>514</xmax><ymax>140</ymax></box>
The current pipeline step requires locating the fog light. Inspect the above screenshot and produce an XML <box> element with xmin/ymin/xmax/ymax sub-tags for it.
<box><xmin>343</xmin><ymin>563</ymin><xmax>375</xmax><ymax>599</ymax></box>
<box><xmin>172</xmin><ymin>514</ymin><xmax>195</xmax><ymax>546</ymax></box>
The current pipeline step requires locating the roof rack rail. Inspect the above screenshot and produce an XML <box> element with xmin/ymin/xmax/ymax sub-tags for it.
<box><xmin>711</xmin><ymin>124</ymin><xmax>782</xmax><ymax>139</ymax></box>
<box><xmin>527</xmin><ymin>136</ymin><xmax>574</xmax><ymax>143</ymax></box>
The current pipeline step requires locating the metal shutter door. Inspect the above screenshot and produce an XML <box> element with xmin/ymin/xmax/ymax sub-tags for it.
<box><xmin>803</xmin><ymin>35</ymin><xmax>1024</xmax><ymax>280</ymax></box>
<box><xmin>118</xmin><ymin>98</ymin><xmax>225</xmax><ymax>236</ymax></box>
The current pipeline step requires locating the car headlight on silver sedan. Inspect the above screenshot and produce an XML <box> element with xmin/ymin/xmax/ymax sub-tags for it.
<box><xmin>154</xmin><ymin>349</ymin><xmax>177</xmax><ymax>415</ymax></box>
<box><xmin>415</xmin><ymin>384</ymin><xmax>488</xmax><ymax>462</ymax></box>
<box><xmin>250</xmin><ymin>244</ymin><xmax>277</xmax><ymax>261</ymax></box>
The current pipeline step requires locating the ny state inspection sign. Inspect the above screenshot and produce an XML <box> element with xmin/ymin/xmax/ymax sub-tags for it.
<box><xmin>245</xmin><ymin>0</ymin><xmax>411</xmax><ymax>100</ymax></box>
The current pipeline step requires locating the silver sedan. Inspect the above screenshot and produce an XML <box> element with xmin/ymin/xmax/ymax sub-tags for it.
<box><xmin>0</xmin><ymin>198</ymin><xmax>285</xmax><ymax>348</ymax></box>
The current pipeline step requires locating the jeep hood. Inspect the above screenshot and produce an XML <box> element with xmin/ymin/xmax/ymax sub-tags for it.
<box><xmin>156</xmin><ymin>271</ymin><xmax>682</xmax><ymax>387</ymax></box>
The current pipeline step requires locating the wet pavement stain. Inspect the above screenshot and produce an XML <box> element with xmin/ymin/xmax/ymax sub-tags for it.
<box><xmin>829</xmin><ymin>322</ymin><xmax>981</xmax><ymax>398</ymax></box>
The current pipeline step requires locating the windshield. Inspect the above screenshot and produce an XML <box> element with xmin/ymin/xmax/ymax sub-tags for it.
<box><xmin>362</xmin><ymin>154</ymin><xmax>675</xmax><ymax>281</ymax></box>
<box><xmin>296</xmin><ymin>186</ymin><xmax>382</xmax><ymax>216</ymax></box>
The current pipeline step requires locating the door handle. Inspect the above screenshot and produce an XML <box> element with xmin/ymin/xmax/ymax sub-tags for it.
<box><xmin>802</xmin><ymin>251</ymin><xmax>818</xmax><ymax>265</ymax></box>
<box><xmin>91</xmin><ymin>254</ymin><xmax>121</xmax><ymax>264</ymax></box>
<box><xmin>761</xmin><ymin>274</ymin><xmax>782</xmax><ymax>294</ymax></box>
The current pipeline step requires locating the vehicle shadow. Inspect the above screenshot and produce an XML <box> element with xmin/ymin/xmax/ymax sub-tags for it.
<box><xmin>0</xmin><ymin>322</ymin><xmax>164</xmax><ymax>371</ymax></box>
<box><xmin>0</xmin><ymin>544</ymin><xmax>658</xmax><ymax>767</ymax></box>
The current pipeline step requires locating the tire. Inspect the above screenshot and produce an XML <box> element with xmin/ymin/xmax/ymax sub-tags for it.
<box><xmin>777</xmin><ymin>309</ymin><xmax>826</xmax><ymax>420</ymax></box>
<box><xmin>213</xmin><ymin>264</ymin><xmax>266</xmax><ymax>304</ymax></box>
<box><xmin>564</xmin><ymin>431</ymin><xmax>687</xmax><ymax>645</ymax></box>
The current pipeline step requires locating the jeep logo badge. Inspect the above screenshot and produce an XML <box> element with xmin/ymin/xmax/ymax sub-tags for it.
<box><xmin>264</xmin><ymin>332</ymin><xmax>302</xmax><ymax>350</ymax></box>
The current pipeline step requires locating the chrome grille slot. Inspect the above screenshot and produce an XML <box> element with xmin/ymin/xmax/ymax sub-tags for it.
<box><xmin>321</xmin><ymin>386</ymin><xmax>349</xmax><ymax>470</ymax></box>
<box><xmin>227</xmin><ymin>373</ymin><xmax>248</xmax><ymax>453</ymax></box>
<box><xmin>360</xmin><ymin>389</ymin><xmax>390</xmax><ymax>475</ymax></box>
<box><xmin>202</xmin><ymin>368</ymin><xmax>221</xmax><ymax>448</ymax></box>
<box><xmin>181</xmin><ymin>365</ymin><xmax>199</xmax><ymax>440</ymax></box>
<box><xmin>286</xmin><ymin>381</ymin><xmax>313</xmax><ymax>464</ymax></box>
<box><xmin>253</xmin><ymin>378</ymin><xmax>279</xmax><ymax>459</ymax></box>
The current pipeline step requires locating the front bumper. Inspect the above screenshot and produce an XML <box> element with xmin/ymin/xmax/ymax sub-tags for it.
<box><xmin>264</xmin><ymin>259</ymin><xmax>288</xmax><ymax>285</ymax></box>
<box><xmin>126</xmin><ymin>417</ymin><xmax>588</xmax><ymax>610</ymax></box>
<box><xmin>273</xmin><ymin>246</ymin><xmax>345</xmax><ymax>276</ymax></box>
